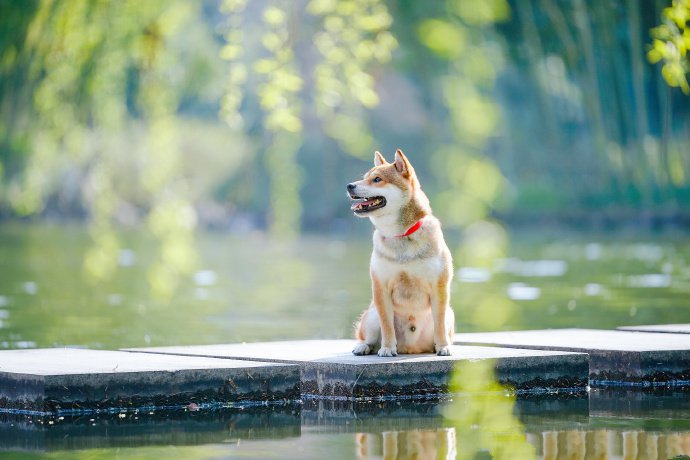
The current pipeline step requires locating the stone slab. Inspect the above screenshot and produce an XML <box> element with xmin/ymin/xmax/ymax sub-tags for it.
<box><xmin>0</xmin><ymin>348</ymin><xmax>300</xmax><ymax>414</ymax></box>
<box><xmin>454</xmin><ymin>328</ymin><xmax>690</xmax><ymax>388</ymax></box>
<box><xmin>618</xmin><ymin>324</ymin><xmax>690</xmax><ymax>334</ymax></box>
<box><xmin>125</xmin><ymin>340</ymin><xmax>588</xmax><ymax>399</ymax></box>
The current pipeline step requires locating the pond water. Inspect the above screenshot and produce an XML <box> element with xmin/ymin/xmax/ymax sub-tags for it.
<box><xmin>1</xmin><ymin>223</ymin><xmax>690</xmax><ymax>459</ymax></box>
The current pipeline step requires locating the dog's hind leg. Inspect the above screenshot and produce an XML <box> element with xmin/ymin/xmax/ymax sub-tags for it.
<box><xmin>353</xmin><ymin>307</ymin><xmax>380</xmax><ymax>355</ymax></box>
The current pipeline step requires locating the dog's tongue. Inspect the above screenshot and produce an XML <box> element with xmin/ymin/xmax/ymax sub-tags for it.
<box><xmin>351</xmin><ymin>198</ymin><xmax>376</xmax><ymax>211</ymax></box>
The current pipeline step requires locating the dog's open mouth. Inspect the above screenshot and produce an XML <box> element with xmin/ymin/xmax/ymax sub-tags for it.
<box><xmin>350</xmin><ymin>195</ymin><xmax>387</xmax><ymax>213</ymax></box>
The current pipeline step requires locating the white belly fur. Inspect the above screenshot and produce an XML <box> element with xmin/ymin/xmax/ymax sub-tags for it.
<box><xmin>370</xmin><ymin>252</ymin><xmax>443</xmax><ymax>353</ymax></box>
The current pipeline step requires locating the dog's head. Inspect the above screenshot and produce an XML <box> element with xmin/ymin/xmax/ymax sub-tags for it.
<box><xmin>346</xmin><ymin>149</ymin><xmax>419</xmax><ymax>218</ymax></box>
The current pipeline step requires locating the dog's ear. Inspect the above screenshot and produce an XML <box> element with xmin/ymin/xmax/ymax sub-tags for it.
<box><xmin>394</xmin><ymin>149</ymin><xmax>411</xmax><ymax>177</ymax></box>
<box><xmin>374</xmin><ymin>151</ymin><xmax>387</xmax><ymax>166</ymax></box>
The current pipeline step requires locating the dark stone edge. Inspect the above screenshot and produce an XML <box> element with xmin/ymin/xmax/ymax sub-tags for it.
<box><xmin>0</xmin><ymin>366</ymin><xmax>302</xmax><ymax>415</ymax></box>
<box><xmin>300</xmin><ymin>356</ymin><xmax>589</xmax><ymax>400</ymax></box>
<box><xmin>591</xmin><ymin>374</ymin><xmax>690</xmax><ymax>389</ymax></box>
<box><xmin>590</xmin><ymin>349</ymin><xmax>690</xmax><ymax>388</ymax></box>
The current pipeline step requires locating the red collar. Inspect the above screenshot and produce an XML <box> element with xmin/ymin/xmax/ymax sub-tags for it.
<box><xmin>396</xmin><ymin>217</ymin><xmax>425</xmax><ymax>238</ymax></box>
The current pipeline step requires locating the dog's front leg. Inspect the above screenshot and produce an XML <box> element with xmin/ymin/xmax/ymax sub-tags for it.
<box><xmin>432</xmin><ymin>270</ymin><xmax>453</xmax><ymax>356</ymax></box>
<box><xmin>372</xmin><ymin>273</ymin><xmax>397</xmax><ymax>357</ymax></box>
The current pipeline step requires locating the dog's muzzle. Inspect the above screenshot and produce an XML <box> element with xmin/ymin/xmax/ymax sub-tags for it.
<box><xmin>347</xmin><ymin>184</ymin><xmax>387</xmax><ymax>214</ymax></box>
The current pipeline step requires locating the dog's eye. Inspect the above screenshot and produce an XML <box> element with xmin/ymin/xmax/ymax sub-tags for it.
<box><xmin>373</xmin><ymin>177</ymin><xmax>382</xmax><ymax>183</ymax></box>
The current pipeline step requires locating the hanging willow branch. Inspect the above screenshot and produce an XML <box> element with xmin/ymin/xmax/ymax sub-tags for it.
<box><xmin>256</xmin><ymin>2</ymin><xmax>304</xmax><ymax>239</ymax></box>
<box><xmin>309</xmin><ymin>0</ymin><xmax>397</xmax><ymax>158</ymax></box>
<box><xmin>648</xmin><ymin>0</ymin><xmax>690</xmax><ymax>94</ymax></box>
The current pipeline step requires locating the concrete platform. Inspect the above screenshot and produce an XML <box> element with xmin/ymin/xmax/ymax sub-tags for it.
<box><xmin>454</xmin><ymin>328</ymin><xmax>690</xmax><ymax>388</ymax></box>
<box><xmin>618</xmin><ymin>323</ymin><xmax>690</xmax><ymax>334</ymax></box>
<box><xmin>125</xmin><ymin>340</ymin><xmax>588</xmax><ymax>399</ymax></box>
<box><xmin>0</xmin><ymin>348</ymin><xmax>300</xmax><ymax>414</ymax></box>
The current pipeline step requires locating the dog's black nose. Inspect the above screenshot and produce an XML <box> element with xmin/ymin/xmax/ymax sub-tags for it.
<box><xmin>347</xmin><ymin>183</ymin><xmax>356</xmax><ymax>192</ymax></box>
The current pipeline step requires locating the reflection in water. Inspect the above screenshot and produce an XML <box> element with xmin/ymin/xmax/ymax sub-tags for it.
<box><xmin>0</xmin><ymin>405</ymin><xmax>301</xmax><ymax>452</ymax></box>
<box><xmin>2</xmin><ymin>391</ymin><xmax>690</xmax><ymax>458</ymax></box>
<box><xmin>446</xmin><ymin>361</ymin><xmax>537</xmax><ymax>459</ymax></box>
<box><xmin>353</xmin><ymin>428</ymin><xmax>690</xmax><ymax>460</ymax></box>
<box><xmin>355</xmin><ymin>429</ymin><xmax>456</xmax><ymax>460</ymax></box>
<box><xmin>507</xmin><ymin>282</ymin><xmax>542</xmax><ymax>301</ymax></box>
<box><xmin>457</xmin><ymin>267</ymin><xmax>492</xmax><ymax>283</ymax></box>
<box><xmin>626</xmin><ymin>273</ymin><xmax>672</xmax><ymax>288</ymax></box>
<box><xmin>497</xmin><ymin>259</ymin><xmax>568</xmax><ymax>277</ymax></box>
<box><xmin>535</xmin><ymin>430</ymin><xmax>690</xmax><ymax>460</ymax></box>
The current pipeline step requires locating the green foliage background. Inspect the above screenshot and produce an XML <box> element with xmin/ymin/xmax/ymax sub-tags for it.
<box><xmin>1</xmin><ymin>0</ymin><xmax>690</xmax><ymax>268</ymax></box>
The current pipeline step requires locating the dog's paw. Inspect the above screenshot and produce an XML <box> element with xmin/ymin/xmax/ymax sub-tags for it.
<box><xmin>436</xmin><ymin>345</ymin><xmax>452</xmax><ymax>356</ymax></box>
<box><xmin>352</xmin><ymin>343</ymin><xmax>372</xmax><ymax>356</ymax></box>
<box><xmin>378</xmin><ymin>346</ymin><xmax>397</xmax><ymax>357</ymax></box>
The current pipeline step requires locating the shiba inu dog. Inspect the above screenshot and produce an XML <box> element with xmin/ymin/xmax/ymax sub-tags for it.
<box><xmin>347</xmin><ymin>149</ymin><xmax>455</xmax><ymax>356</ymax></box>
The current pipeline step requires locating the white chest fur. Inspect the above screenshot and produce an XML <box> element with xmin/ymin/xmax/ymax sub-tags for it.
<box><xmin>370</xmin><ymin>246</ymin><xmax>444</xmax><ymax>282</ymax></box>
<box><xmin>369</xmin><ymin>217</ymin><xmax>446</xmax><ymax>281</ymax></box>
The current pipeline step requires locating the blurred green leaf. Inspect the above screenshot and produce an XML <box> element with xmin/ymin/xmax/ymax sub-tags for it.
<box><xmin>449</xmin><ymin>0</ymin><xmax>511</xmax><ymax>25</ymax></box>
<box><xmin>418</xmin><ymin>19</ymin><xmax>467</xmax><ymax>59</ymax></box>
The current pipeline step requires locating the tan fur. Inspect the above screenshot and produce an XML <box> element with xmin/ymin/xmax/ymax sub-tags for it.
<box><xmin>349</xmin><ymin>149</ymin><xmax>455</xmax><ymax>357</ymax></box>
